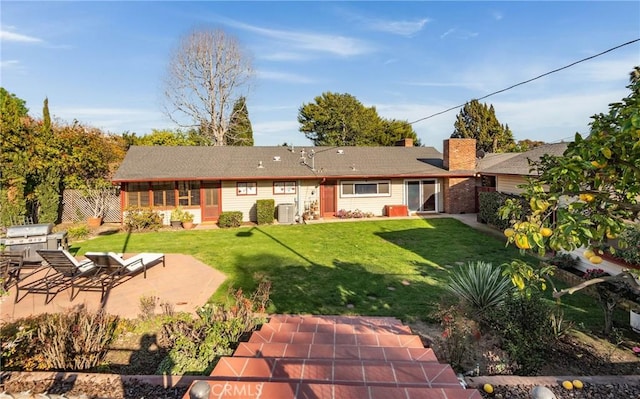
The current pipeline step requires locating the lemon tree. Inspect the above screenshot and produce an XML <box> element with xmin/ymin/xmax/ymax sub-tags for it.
<box><xmin>500</xmin><ymin>67</ymin><xmax>640</xmax><ymax>258</ymax></box>
<box><xmin>499</xmin><ymin>68</ymin><xmax>640</xmax><ymax>335</ymax></box>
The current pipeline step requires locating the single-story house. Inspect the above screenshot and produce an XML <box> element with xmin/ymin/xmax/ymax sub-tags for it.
<box><xmin>476</xmin><ymin>142</ymin><xmax>570</xmax><ymax>195</ymax></box>
<box><xmin>112</xmin><ymin>138</ymin><xmax>479</xmax><ymax>224</ymax></box>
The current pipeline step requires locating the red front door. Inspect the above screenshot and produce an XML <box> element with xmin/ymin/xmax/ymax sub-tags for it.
<box><xmin>320</xmin><ymin>180</ymin><xmax>337</xmax><ymax>217</ymax></box>
<box><xmin>202</xmin><ymin>181</ymin><xmax>221</xmax><ymax>221</ymax></box>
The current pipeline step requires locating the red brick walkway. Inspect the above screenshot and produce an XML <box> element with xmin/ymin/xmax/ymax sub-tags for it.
<box><xmin>184</xmin><ymin>315</ymin><xmax>482</xmax><ymax>399</ymax></box>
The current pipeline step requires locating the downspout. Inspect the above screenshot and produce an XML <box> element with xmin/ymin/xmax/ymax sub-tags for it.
<box><xmin>296</xmin><ymin>180</ymin><xmax>302</xmax><ymax>223</ymax></box>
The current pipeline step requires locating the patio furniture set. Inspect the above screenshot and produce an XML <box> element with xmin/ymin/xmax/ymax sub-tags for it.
<box><xmin>1</xmin><ymin>249</ymin><xmax>164</xmax><ymax>304</ymax></box>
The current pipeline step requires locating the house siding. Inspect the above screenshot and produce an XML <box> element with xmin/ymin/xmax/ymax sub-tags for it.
<box><xmin>221</xmin><ymin>179</ymin><xmax>320</xmax><ymax>222</ymax></box>
<box><xmin>497</xmin><ymin>175</ymin><xmax>527</xmax><ymax>194</ymax></box>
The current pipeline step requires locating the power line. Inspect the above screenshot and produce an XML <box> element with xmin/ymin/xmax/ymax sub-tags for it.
<box><xmin>409</xmin><ymin>38</ymin><xmax>640</xmax><ymax>125</ymax></box>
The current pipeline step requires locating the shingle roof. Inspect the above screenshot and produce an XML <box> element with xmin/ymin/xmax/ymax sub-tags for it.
<box><xmin>478</xmin><ymin>142</ymin><xmax>570</xmax><ymax>175</ymax></box>
<box><xmin>112</xmin><ymin>145</ymin><xmax>459</xmax><ymax>182</ymax></box>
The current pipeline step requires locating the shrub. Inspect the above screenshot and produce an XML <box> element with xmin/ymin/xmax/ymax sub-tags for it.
<box><xmin>0</xmin><ymin>315</ymin><xmax>49</xmax><ymax>371</ymax></box>
<box><xmin>478</xmin><ymin>191</ymin><xmax>528</xmax><ymax>230</ymax></box>
<box><xmin>486</xmin><ymin>293</ymin><xmax>552</xmax><ymax>375</ymax></box>
<box><xmin>335</xmin><ymin>209</ymin><xmax>374</xmax><ymax>219</ymax></box>
<box><xmin>139</xmin><ymin>295</ymin><xmax>159</xmax><ymax>320</ymax></box>
<box><xmin>66</xmin><ymin>223</ymin><xmax>90</xmax><ymax>241</ymax></box>
<box><xmin>618</xmin><ymin>223</ymin><xmax>640</xmax><ymax>266</ymax></box>
<box><xmin>37</xmin><ymin>308</ymin><xmax>119</xmax><ymax>371</ymax></box>
<box><xmin>218</xmin><ymin>211</ymin><xmax>243</xmax><ymax>228</ymax></box>
<box><xmin>546</xmin><ymin>253</ymin><xmax>579</xmax><ymax>270</ymax></box>
<box><xmin>124</xmin><ymin>206</ymin><xmax>163</xmax><ymax>231</ymax></box>
<box><xmin>257</xmin><ymin>199</ymin><xmax>275</xmax><ymax>225</ymax></box>
<box><xmin>432</xmin><ymin>303</ymin><xmax>480</xmax><ymax>372</ymax></box>
<box><xmin>157</xmin><ymin>282</ymin><xmax>270</xmax><ymax>375</ymax></box>
<box><xmin>446</xmin><ymin>261</ymin><xmax>513</xmax><ymax>314</ymax></box>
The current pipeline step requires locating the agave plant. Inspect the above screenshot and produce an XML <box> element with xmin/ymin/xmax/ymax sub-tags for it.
<box><xmin>446</xmin><ymin>261</ymin><xmax>513</xmax><ymax>312</ymax></box>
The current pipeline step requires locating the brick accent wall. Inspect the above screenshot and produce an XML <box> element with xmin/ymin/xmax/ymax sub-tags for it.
<box><xmin>443</xmin><ymin>177</ymin><xmax>476</xmax><ymax>214</ymax></box>
<box><xmin>442</xmin><ymin>138</ymin><xmax>477</xmax><ymax>214</ymax></box>
<box><xmin>443</xmin><ymin>138</ymin><xmax>476</xmax><ymax>171</ymax></box>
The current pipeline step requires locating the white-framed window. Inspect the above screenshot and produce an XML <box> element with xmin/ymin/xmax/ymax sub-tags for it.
<box><xmin>273</xmin><ymin>181</ymin><xmax>296</xmax><ymax>195</ymax></box>
<box><xmin>341</xmin><ymin>180</ymin><xmax>391</xmax><ymax>197</ymax></box>
<box><xmin>237</xmin><ymin>182</ymin><xmax>257</xmax><ymax>196</ymax></box>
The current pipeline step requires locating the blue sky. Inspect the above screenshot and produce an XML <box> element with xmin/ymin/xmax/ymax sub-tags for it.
<box><xmin>2</xmin><ymin>1</ymin><xmax>639</xmax><ymax>151</ymax></box>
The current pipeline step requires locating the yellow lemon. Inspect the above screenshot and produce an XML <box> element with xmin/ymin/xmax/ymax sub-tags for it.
<box><xmin>504</xmin><ymin>228</ymin><xmax>515</xmax><ymax>238</ymax></box>
<box><xmin>483</xmin><ymin>383</ymin><xmax>494</xmax><ymax>394</ymax></box>
<box><xmin>591</xmin><ymin>160</ymin><xmax>606</xmax><ymax>169</ymax></box>
<box><xmin>540</xmin><ymin>227</ymin><xmax>553</xmax><ymax>237</ymax></box>
<box><xmin>515</xmin><ymin>234</ymin><xmax>531</xmax><ymax>250</ymax></box>
<box><xmin>606</xmin><ymin>231</ymin><xmax>617</xmax><ymax>239</ymax></box>
<box><xmin>589</xmin><ymin>255</ymin><xmax>603</xmax><ymax>264</ymax></box>
<box><xmin>562</xmin><ymin>380</ymin><xmax>574</xmax><ymax>390</ymax></box>
<box><xmin>584</xmin><ymin>249</ymin><xmax>595</xmax><ymax>259</ymax></box>
<box><xmin>572</xmin><ymin>380</ymin><xmax>584</xmax><ymax>389</ymax></box>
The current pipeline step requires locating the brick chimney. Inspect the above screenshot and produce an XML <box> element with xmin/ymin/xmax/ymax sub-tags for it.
<box><xmin>443</xmin><ymin>138</ymin><xmax>476</xmax><ymax>170</ymax></box>
<box><xmin>395</xmin><ymin>138</ymin><xmax>414</xmax><ymax>147</ymax></box>
<box><xmin>442</xmin><ymin>138</ymin><xmax>477</xmax><ymax>214</ymax></box>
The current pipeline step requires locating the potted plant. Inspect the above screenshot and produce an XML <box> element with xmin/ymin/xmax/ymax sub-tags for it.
<box><xmin>81</xmin><ymin>179</ymin><xmax>114</xmax><ymax>228</ymax></box>
<box><xmin>181</xmin><ymin>211</ymin><xmax>195</xmax><ymax>229</ymax></box>
<box><xmin>170</xmin><ymin>207</ymin><xmax>184</xmax><ymax>228</ymax></box>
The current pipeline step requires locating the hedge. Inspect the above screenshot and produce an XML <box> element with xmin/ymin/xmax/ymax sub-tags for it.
<box><xmin>218</xmin><ymin>211</ymin><xmax>243</xmax><ymax>228</ymax></box>
<box><xmin>256</xmin><ymin>199</ymin><xmax>275</xmax><ymax>225</ymax></box>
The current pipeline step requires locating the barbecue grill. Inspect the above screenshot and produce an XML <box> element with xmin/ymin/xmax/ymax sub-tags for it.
<box><xmin>2</xmin><ymin>223</ymin><xmax>68</xmax><ymax>263</ymax></box>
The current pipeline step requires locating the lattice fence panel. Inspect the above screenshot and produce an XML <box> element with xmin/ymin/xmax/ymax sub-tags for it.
<box><xmin>62</xmin><ymin>189</ymin><xmax>122</xmax><ymax>223</ymax></box>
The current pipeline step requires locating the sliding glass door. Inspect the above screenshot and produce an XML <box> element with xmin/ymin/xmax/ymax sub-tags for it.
<box><xmin>406</xmin><ymin>180</ymin><xmax>438</xmax><ymax>212</ymax></box>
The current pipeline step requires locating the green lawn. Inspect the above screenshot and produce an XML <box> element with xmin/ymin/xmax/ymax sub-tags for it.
<box><xmin>74</xmin><ymin>217</ymin><xmax>623</xmax><ymax>328</ymax></box>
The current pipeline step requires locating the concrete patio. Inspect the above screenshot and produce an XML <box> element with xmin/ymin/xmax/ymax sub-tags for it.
<box><xmin>1</xmin><ymin>253</ymin><xmax>226</xmax><ymax>321</ymax></box>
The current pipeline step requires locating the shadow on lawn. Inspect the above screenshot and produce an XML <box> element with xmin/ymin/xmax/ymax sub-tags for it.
<box><xmin>231</xmin><ymin>250</ymin><xmax>442</xmax><ymax>322</ymax></box>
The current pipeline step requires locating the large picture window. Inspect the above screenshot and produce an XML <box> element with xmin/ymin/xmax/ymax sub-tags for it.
<box><xmin>341</xmin><ymin>181</ymin><xmax>390</xmax><ymax>197</ymax></box>
<box><xmin>273</xmin><ymin>181</ymin><xmax>296</xmax><ymax>195</ymax></box>
<box><xmin>237</xmin><ymin>182</ymin><xmax>257</xmax><ymax>196</ymax></box>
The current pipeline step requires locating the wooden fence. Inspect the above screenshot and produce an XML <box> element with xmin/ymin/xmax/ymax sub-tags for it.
<box><xmin>62</xmin><ymin>189</ymin><xmax>122</xmax><ymax>223</ymax></box>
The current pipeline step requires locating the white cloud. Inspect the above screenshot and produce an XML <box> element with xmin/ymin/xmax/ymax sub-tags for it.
<box><xmin>260</xmin><ymin>51</ymin><xmax>311</xmax><ymax>62</ymax></box>
<box><xmin>257</xmin><ymin>70</ymin><xmax>316</xmax><ymax>84</ymax></box>
<box><xmin>0</xmin><ymin>60</ymin><xmax>20</xmax><ymax>68</ymax></box>
<box><xmin>364</xmin><ymin>18</ymin><xmax>429</xmax><ymax>37</ymax></box>
<box><xmin>492</xmin><ymin>11</ymin><xmax>504</xmax><ymax>21</ymax></box>
<box><xmin>221</xmin><ymin>19</ymin><xmax>376</xmax><ymax>57</ymax></box>
<box><xmin>439</xmin><ymin>28</ymin><xmax>478</xmax><ymax>40</ymax></box>
<box><xmin>0</xmin><ymin>29</ymin><xmax>43</xmax><ymax>43</ymax></box>
<box><xmin>52</xmin><ymin>106</ymin><xmax>165</xmax><ymax>134</ymax></box>
<box><xmin>252</xmin><ymin>120</ymin><xmax>299</xmax><ymax>135</ymax></box>
<box><xmin>493</xmin><ymin>89</ymin><xmax>629</xmax><ymax>142</ymax></box>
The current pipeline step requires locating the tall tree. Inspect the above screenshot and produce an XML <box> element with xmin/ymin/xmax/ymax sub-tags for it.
<box><xmin>226</xmin><ymin>96</ymin><xmax>254</xmax><ymax>146</ymax></box>
<box><xmin>163</xmin><ymin>28</ymin><xmax>254</xmax><ymax>146</ymax></box>
<box><xmin>34</xmin><ymin>97</ymin><xmax>61</xmax><ymax>223</ymax></box>
<box><xmin>42</xmin><ymin>97</ymin><xmax>51</xmax><ymax>134</ymax></box>
<box><xmin>55</xmin><ymin>121</ymin><xmax>126</xmax><ymax>188</ymax></box>
<box><xmin>0</xmin><ymin>88</ymin><xmax>31</xmax><ymax>225</ymax></box>
<box><xmin>298</xmin><ymin>92</ymin><xmax>420</xmax><ymax>146</ymax></box>
<box><xmin>451</xmin><ymin>100</ymin><xmax>515</xmax><ymax>153</ymax></box>
<box><xmin>381</xmin><ymin>119</ymin><xmax>422</xmax><ymax>147</ymax></box>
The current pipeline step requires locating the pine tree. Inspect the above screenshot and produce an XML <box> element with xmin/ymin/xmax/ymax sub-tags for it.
<box><xmin>451</xmin><ymin>100</ymin><xmax>515</xmax><ymax>153</ymax></box>
<box><xmin>226</xmin><ymin>97</ymin><xmax>254</xmax><ymax>146</ymax></box>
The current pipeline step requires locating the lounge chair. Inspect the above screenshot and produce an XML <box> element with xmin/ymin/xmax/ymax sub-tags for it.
<box><xmin>84</xmin><ymin>252</ymin><xmax>165</xmax><ymax>279</ymax></box>
<box><xmin>1</xmin><ymin>250</ymin><xmax>25</xmax><ymax>290</ymax></box>
<box><xmin>16</xmin><ymin>249</ymin><xmax>99</xmax><ymax>304</ymax></box>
